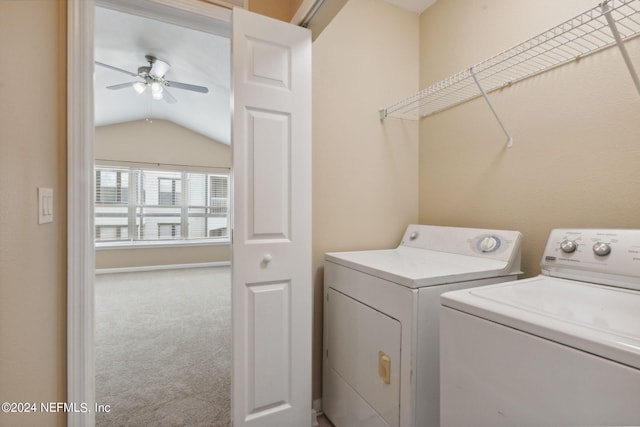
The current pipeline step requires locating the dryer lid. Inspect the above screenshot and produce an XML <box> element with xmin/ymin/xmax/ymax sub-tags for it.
<box><xmin>441</xmin><ymin>276</ymin><xmax>640</xmax><ymax>369</ymax></box>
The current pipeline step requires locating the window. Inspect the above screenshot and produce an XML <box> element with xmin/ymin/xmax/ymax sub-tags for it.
<box><xmin>158</xmin><ymin>223</ymin><xmax>181</xmax><ymax>239</ymax></box>
<box><xmin>95</xmin><ymin>169</ymin><xmax>128</xmax><ymax>204</ymax></box>
<box><xmin>210</xmin><ymin>175</ymin><xmax>228</xmax><ymax>211</ymax></box>
<box><xmin>95</xmin><ymin>165</ymin><xmax>230</xmax><ymax>244</ymax></box>
<box><xmin>96</xmin><ymin>225</ymin><xmax>128</xmax><ymax>241</ymax></box>
<box><xmin>158</xmin><ymin>177</ymin><xmax>182</xmax><ymax>206</ymax></box>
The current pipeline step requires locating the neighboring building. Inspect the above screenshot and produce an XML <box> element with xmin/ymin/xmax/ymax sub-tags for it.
<box><xmin>95</xmin><ymin>166</ymin><xmax>230</xmax><ymax>243</ymax></box>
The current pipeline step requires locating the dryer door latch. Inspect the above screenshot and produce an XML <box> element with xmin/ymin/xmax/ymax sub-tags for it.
<box><xmin>379</xmin><ymin>351</ymin><xmax>391</xmax><ymax>384</ymax></box>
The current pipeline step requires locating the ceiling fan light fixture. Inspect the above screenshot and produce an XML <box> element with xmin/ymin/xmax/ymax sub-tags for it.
<box><xmin>151</xmin><ymin>81</ymin><xmax>164</xmax><ymax>100</ymax></box>
<box><xmin>96</xmin><ymin>55</ymin><xmax>209</xmax><ymax>105</ymax></box>
<box><xmin>133</xmin><ymin>81</ymin><xmax>146</xmax><ymax>94</ymax></box>
<box><xmin>150</xmin><ymin>59</ymin><xmax>170</xmax><ymax>79</ymax></box>
<box><xmin>150</xmin><ymin>82</ymin><xmax>163</xmax><ymax>100</ymax></box>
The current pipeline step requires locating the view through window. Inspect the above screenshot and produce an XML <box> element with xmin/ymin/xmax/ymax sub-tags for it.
<box><xmin>95</xmin><ymin>165</ymin><xmax>229</xmax><ymax>243</ymax></box>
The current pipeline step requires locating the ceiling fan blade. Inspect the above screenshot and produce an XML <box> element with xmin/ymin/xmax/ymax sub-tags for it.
<box><xmin>166</xmin><ymin>80</ymin><xmax>209</xmax><ymax>94</ymax></box>
<box><xmin>95</xmin><ymin>61</ymin><xmax>138</xmax><ymax>77</ymax></box>
<box><xmin>106</xmin><ymin>82</ymin><xmax>137</xmax><ymax>90</ymax></box>
<box><xmin>162</xmin><ymin>88</ymin><xmax>178</xmax><ymax>104</ymax></box>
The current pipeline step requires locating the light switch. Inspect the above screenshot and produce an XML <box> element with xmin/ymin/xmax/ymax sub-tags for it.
<box><xmin>38</xmin><ymin>187</ymin><xmax>53</xmax><ymax>224</ymax></box>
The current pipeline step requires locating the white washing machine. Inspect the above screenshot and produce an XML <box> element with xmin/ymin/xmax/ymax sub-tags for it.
<box><xmin>322</xmin><ymin>224</ymin><xmax>522</xmax><ymax>427</ymax></box>
<box><xmin>440</xmin><ymin>228</ymin><xmax>640</xmax><ymax>427</ymax></box>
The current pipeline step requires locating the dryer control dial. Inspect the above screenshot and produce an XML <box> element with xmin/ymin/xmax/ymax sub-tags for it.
<box><xmin>593</xmin><ymin>242</ymin><xmax>611</xmax><ymax>257</ymax></box>
<box><xmin>479</xmin><ymin>236</ymin><xmax>499</xmax><ymax>252</ymax></box>
<box><xmin>560</xmin><ymin>239</ymin><xmax>578</xmax><ymax>253</ymax></box>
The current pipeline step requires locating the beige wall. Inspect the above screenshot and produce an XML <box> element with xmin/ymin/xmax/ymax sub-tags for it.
<box><xmin>96</xmin><ymin>244</ymin><xmax>230</xmax><ymax>270</ymax></box>
<box><xmin>249</xmin><ymin>0</ymin><xmax>295</xmax><ymax>21</ymax></box>
<box><xmin>0</xmin><ymin>1</ymin><xmax>67</xmax><ymax>426</ymax></box>
<box><xmin>312</xmin><ymin>0</ymin><xmax>419</xmax><ymax>400</ymax></box>
<box><xmin>418</xmin><ymin>0</ymin><xmax>640</xmax><ymax>279</ymax></box>
<box><xmin>95</xmin><ymin>119</ymin><xmax>231</xmax><ymax>168</ymax></box>
<box><xmin>94</xmin><ymin>120</ymin><xmax>231</xmax><ymax>269</ymax></box>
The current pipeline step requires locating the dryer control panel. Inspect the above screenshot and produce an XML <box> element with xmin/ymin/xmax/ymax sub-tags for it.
<box><xmin>541</xmin><ymin>228</ymin><xmax>640</xmax><ymax>290</ymax></box>
<box><xmin>399</xmin><ymin>224</ymin><xmax>522</xmax><ymax>263</ymax></box>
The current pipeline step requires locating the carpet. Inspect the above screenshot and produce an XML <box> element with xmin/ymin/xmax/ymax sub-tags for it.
<box><xmin>95</xmin><ymin>267</ymin><xmax>231</xmax><ymax>427</ymax></box>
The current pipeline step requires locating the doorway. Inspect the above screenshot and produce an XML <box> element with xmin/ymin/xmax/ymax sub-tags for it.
<box><xmin>69</xmin><ymin>2</ymin><xmax>312</xmax><ymax>426</ymax></box>
<box><xmin>93</xmin><ymin>3</ymin><xmax>232</xmax><ymax>426</ymax></box>
<box><xmin>67</xmin><ymin>1</ymin><xmax>234</xmax><ymax>426</ymax></box>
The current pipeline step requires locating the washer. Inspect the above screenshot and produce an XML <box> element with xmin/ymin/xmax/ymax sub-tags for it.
<box><xmin>440</xmin><ymin>228</ymin><xmax>640</xmax><ymax>427</ymax></box>
<box><xmin>322</xmin><ymin>224</ymin><xmax>522</xmax><ymax>427</ymax></box>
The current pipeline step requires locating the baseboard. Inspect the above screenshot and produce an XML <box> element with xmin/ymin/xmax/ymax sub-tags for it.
<box><xmin>95</xmin><ymin>261</ymin><xmax>230</xmax><ymax>275</ymax></box>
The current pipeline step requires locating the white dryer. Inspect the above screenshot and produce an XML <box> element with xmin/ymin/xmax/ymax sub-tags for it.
<box><xmin>322</xmin><ymin>224</ymin><xmax>522</xmax><ymax>427</ymax></box>
<box><xmin>440</xmin><ymin>228</ymin><xmax>640</xmax><ymax>427</ymax></box>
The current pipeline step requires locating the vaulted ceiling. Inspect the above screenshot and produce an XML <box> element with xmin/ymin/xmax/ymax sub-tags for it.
<box><xmin>94</xmin><ymin>1</ymin><xmax>437</xmax><ymax>146</ymax></box>
<box><xmin>94</xmin><ymin>6</ymin><xmax>231</xmax><ymax>145</ymax></box>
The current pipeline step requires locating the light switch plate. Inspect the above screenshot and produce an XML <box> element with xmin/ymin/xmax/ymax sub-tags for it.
<box><xmin>38</xmin><ymin>187</ymin><xmax>53</xmax><ymax>224</ymax></box>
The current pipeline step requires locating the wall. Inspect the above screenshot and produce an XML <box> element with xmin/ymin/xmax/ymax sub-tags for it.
<box><xmin>312</xmin><ymin>0</ymin><xmax>419</xmax><ymax>400</ymax></box>
<box><xmin>94</xmin><ymin>120</ymin><xmax>231</xmax><ymax>269</ymax></box>
<box><xmin>248</xmin><ymin>0</ymin><xmax>295</xmax><ymax>21</ymax></box>
<box><xmin>306</xmin><ymin>0</ymin><xmax>348</xmax><ymax>40</ymax></box>
<box><xmin>95</xmin><ymin>119</ymin><xmax>230</xmax><ymax>168</ymax></box>
<box><xmin>0</xmin><ymin>1</ymin><xmax>67</xmax><ymax>426</ymax></box>
<box><xmin>418</xmin><ymin>0</ymin><xmax>640</xmax><ymax>278</ymax></box>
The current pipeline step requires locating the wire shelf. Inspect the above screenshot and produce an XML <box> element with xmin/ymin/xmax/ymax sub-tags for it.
<box><xmin>380</xmin><ymin>0</ymin><xmax>640</xmax><ymax>120</ymax></box>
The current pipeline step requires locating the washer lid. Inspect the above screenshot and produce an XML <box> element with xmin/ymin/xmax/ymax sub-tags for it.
<box><xmin>441</xmin><ymin>277</ymin><xmax>640</xmax><ymax>369</ymax></box>
<box><xmin>325</xmin><ymin>246</ymin><xmax>514</xmax><ymax>288</ymax></box>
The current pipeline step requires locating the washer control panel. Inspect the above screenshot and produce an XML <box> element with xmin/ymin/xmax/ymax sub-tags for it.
<box><xmin>541</xmin><ymin>228</ymin><xmax>640</xmax><ymax>290</ymax></box>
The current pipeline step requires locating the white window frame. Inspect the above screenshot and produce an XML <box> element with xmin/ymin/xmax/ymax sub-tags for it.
<box><xmin>95</xmin><ymin>163</ymin><xmax>230</xmax><ymax>247</ymax></box>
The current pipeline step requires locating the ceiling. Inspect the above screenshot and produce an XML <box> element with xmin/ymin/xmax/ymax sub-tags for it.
<box><xmin>94</xmin><ymin>6</ymin><xmax>231</xmax><ymax>144</ymax></box>
<box><xmin>94</xmin><ymin>1</ymin><xmax>437</xmax><ymax>146</ymax></box>
<box><xmin>384</xmin><ymin>0</ymin><xmax>437</xmax><ymax>14</ymax></box>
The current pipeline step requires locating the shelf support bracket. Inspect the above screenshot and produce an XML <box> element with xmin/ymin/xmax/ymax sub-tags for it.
<box><xmin>601</xmin><ymin>1</ymin><xmax>640</xmax><ymax>96</ymax></box>
<box><xmin>470</xmin><ymin>67</ymin><xmax>513</xmax><ymax>148</ymax></box>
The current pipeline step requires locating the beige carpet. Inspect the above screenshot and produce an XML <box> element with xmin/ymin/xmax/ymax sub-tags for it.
<box><xmin>95</xmin><ymin>267</ymin><xmax>231</xmax><ymax>427</ymax></box>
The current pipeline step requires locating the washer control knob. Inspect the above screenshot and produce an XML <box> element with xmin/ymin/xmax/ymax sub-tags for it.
<box><xmin>480</xmin><ymin>236</ymin><xmax>498</xmax><ymax>252</ymax></box>
<box><xmin>593</xmin><ymin>242</ymin><xmax>611</xmax><ymax>257</ymax></box>
<box><xmin>560</xmin><ymin>239</ymin><xmax>578</xmax><ymax>253</ymax></box>
<box><xmin>409</xmin><ymin>231</ymin><xmax>419</xmax><ymax>240</ymax></box>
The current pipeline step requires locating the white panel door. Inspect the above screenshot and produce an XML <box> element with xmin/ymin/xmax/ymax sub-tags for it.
<box><xmin>232</xmin><ymin>8</ymin><xmax>312</xmax><ymax>427</ymax></box>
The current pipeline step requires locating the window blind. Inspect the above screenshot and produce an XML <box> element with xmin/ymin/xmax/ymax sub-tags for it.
<box><xmin>95</xmin><ymin>165</ymin><xmax>229</xmax><ymax>243</ymax></box>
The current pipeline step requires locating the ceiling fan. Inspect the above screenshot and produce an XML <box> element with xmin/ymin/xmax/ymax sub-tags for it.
<box><xmin>95</xmin><ymin>54</ymin><xmax>209</xmax><ymax>104</ymax></box>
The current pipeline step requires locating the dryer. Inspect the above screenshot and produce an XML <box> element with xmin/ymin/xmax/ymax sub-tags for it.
<box><xmin>440</xmin><ymin>228</ymin><xmax>640</xmax><ymax>426</ymax></box>
<box><xmin>322</xmin><ymin>224</ymin><xmax>522</xmax><ymax>427</ymax></box>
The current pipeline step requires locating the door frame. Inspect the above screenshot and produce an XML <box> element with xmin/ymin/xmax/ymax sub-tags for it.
<box><xmin>67</xmin><ymin>1</ymin><xmax>231</xmax><ymax>425</ymax></box>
